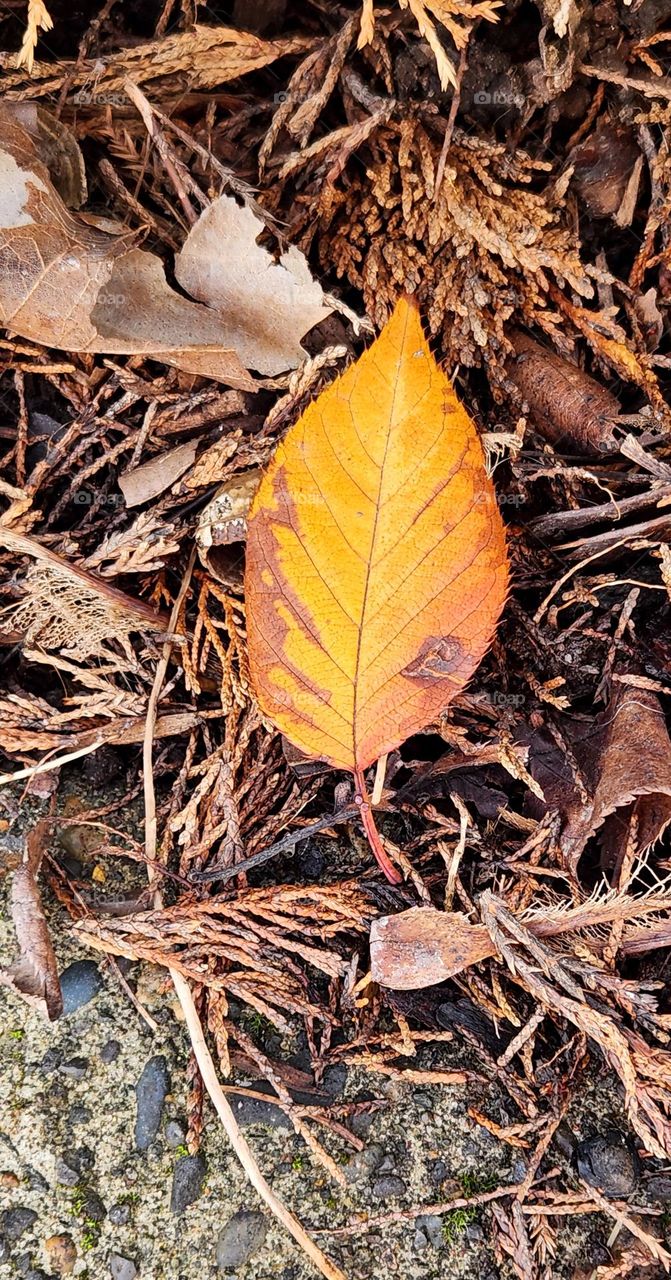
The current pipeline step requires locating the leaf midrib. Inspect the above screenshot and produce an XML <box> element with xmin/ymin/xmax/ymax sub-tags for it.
<box><xmin>350</xmin><ymin>305</ymin><xmax>412</xmax><ymax>770</ymax></box>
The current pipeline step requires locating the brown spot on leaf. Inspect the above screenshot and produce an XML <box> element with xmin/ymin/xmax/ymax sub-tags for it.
<box><xmin>402</xmin><ymin>634</ymin><xmax>466</xmax><ymax>681</ymax></box>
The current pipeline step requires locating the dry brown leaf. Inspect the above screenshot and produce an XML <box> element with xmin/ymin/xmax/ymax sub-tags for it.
<box><xmin>119</xmin><ymin>441</ymin><xmax>198</xmax><ymax>508</ymax></box>
<box><xmin>174</xmin><ymin>195</ymin><xmax>334</xmax><ymax>376</ymax></box>
<box><xmin>0</xmin><ymin>105</ymin><xmax>254</xmax><ymax>388</ymax></box>
<box><xmin>0</xmin><ymin>819</ymin><xmax>62</xmax><ymax>1020</ymax></box>
<box><xmin>370</xmin><ymin>887</ymin><xmax>671</xmax><ymax>988</ymax></box>
<box><xmin>370</xmin><ymin>907</ymin><xmax>495</xmax><ymax>987</ymax></box>
<box><xmin>560</xmin><ymin>685</ymin><xmax>671</xmax><ymax>876</ymax></box>
<box><xmin>8</xmin><ymin>103</ymin><xmax>86</xmax><ymax>208</ymax></box>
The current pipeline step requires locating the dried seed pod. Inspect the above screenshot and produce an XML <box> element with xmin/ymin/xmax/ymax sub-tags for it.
<box><xmin>506</xmin><ymin>331</ymin><xmax>619</xmax><ymax>455</ymax></box>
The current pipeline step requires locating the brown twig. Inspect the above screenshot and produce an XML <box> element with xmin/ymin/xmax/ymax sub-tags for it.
<box><xmin>141</xmin><ymin>550</ymin><xmax>347</xmax><ymax>1280</ymax></box>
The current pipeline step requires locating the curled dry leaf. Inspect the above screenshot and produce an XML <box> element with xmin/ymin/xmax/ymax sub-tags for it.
<box><xmin>0</xmin><ymin>819</ymin><xmax>62</xmax><ymax>1020</ymax></box>
<box><xmin>8</xmin><ymin>102</ymin><xmax>86</xmax><ymax>207</ymax></box>
<box><xmin>0</xmin><ymin>104</ymin><xmax>254</xmax><ymax>388</ymax></box>
<box><xmin>560</xmin><ymin>684</ymin><xmax>671</xmax><ymax>876</ymax></box>
<box><xmin>196</xmin><ymin>468</ymin><xmax>261</xmax><ymax>587</ymax></box>
<box><xmin>174</xmin><ymin>194</ymin><xmax>334</xmax><ymax>376</ymax></box>
<box><xmin>571</xmin><ymin>124</ymin><xmax>641</xmax><ymax>221</ymax></box>
<box><xmin>245</xmin><ymin>296</ymin><xmax>508</xmax><ymax>879</ymax></box>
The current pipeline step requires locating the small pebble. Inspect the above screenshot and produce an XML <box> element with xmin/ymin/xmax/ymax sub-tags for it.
<box><xmin>78</xmin><ymin>1190</ymin><xmax>106</xmax><ymax>1223</ymax></box>
<box><xmin>371</xmin><ymin>1175</ymin><xmax>406</xmax><ymax>1199</ymax></box>
<box><xmin>231</xmin><ymin>1095</ymin><xmax>290</xmax><ymax>1130</ymax></box>
<box><xmin>59</xmin><ymin>1057</ymin><xmax>89</xmax><ymax>1080</ymax></box>
<box><xmin>60</xmin><ymin>960</ymin><xmax>103</xmax><ymax>1014</ymax></box>
<box><xmin>109</xmin><ymin>1204</ymin><xmax>131</xmax><ymax>1227</ymax></box>
<box><xmin>55</xmin><ymin>1147</ymin><xmax>93</xmax><ymax>1185</ymax></box>
<box><xmin>44</xmin><ymin>1233</ymin><xmax>77</xmax><ymax>1275</ymax></box>
<box><xmin>69</xmin><ymin>1105</ymin><xmax>92</xmax><ymax>1126</ymax></box>
<box><xmin>344</xmin><ymin>1143</ymin><xmax>384</xmax><ymax>1186</ymax></box>
<box><xmin>0</xmin><ymin>1239</ymin><xmax>9</xmax><ymax>1264</ymax></box>
<box><xmin>216</xmin><ymin>1210</ymin><xmax>267</xmax><ymax>1271</ymax></box>
<box><xmin>40</xmin><ymin>1048</ymin><xmax>62</xmax><ymax>1074</ymax></box>
<box><xmin>415</xmin><ymin>1214</ymin><xmax>443</xmax><ymax>1249</ymax></box>
<box><xmin>109</xmin><ymin>1255</ymin><xmax>137</xmax><ymax>1280</ymax></box>
<box><xmin>322</xmin><ymin>1065</ymin><xmax>347</xmax><ymax>1098</ymax></box>
<box><xmin>74</xmin><ymin>1146</ymin><xmax>95</xmax><ymax>1173</ymax></box>
<box><xmin>100</xmin><ymin>1040</ymin><xmax>121</xmax><ymax>1065</ymax></box>
<box><xmin>26</xmin><ymin>1167</ymin><xmax>48</xmax><ymax>1194</ymax></box>
<box><xmin>88</xmin><ymin>1191</ymin><xmax>107</xmax><ymax>1222</ymax></box>
<box><xmin>0</xmin><ymin>1171</ymin><xmax>20</xmax><ymax>1188</ymax></box>
<box><xmin>349</xmin><ymin>1111</ymin><xmax>374</xmax><ymax>1138</ymax></box>
<box><xmin>576</xmin><ymin>1130</ymin><xmax>640</xmax><ymax>1198</ymax></box>
<box><xmin>170</xmin><ymin>1155</ymin><xmax>206</xmax><ymax>1214</ymax></box>
<box><xmin>165</xmin><ymin>1120</ymin><xmax>186</xmax><ymax>1150</ymax></box>
<box><xmin>135</xmin><ymin>1056</ymin><xmax>170</xmax><ymax>1151</ymax></box>
<box><xmin>55</xmin><ymin>1157</ymin><xmax>80</xmax><ymax>1187</ymax></box>
<box><xmin>0</xmin><ymin>1208</ymin><xmax>37</xmax><ymax>1241</ymax></box>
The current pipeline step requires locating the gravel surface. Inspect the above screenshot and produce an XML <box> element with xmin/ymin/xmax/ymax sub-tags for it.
<box><xmin>0</xmin><ymin>783</ymin><xmax>660</xmax><ymax>1279</ymax></box>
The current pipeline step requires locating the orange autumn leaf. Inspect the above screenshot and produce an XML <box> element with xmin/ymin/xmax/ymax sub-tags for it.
<box><xmin>245</xmin><ymin>296</ymin><xmax>509</xmax><ymax>877</ymax></box>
